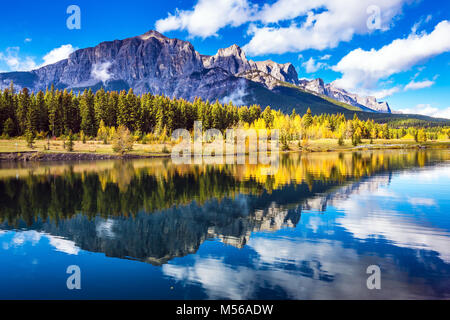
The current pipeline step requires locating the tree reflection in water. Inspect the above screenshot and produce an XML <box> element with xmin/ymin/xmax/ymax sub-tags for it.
<box><xmin>0</xmin><ymin>150</ymin><xmax>448</xmax><ymax>265</ymax></box>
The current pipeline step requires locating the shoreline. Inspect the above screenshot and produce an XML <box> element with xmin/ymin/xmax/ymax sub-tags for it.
<box><xmin>0</xmin><ymin>151</ymin><xmax>170</xmax><ymax>162</ymax></box>
<box><xmin>1</xmin><ymin>142</ymin><xmax>448</xmax><ymax>162</ymax></box>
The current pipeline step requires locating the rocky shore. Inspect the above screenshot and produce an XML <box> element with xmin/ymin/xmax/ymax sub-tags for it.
<box><xmin>0</xmin><ymin>152</ymin><xmax>168</xmax><ymax>162</ymax></box>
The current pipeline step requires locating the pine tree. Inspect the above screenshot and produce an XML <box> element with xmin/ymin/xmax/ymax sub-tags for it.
<box><xmin>106</xmin><ymin>91</ymin><xmax>119</xmax><ymax>127</ymax></box>
<box><xmin>25</xmin><ymin>128</ymin><xmax>35</xmax><ymax>148</ymax></box>
<box><xmin>97</xmin><ymin>120</ymin><xmax>109</xmax><ymax>144</ymax></box>
<box><xmin>302</xmin><ymin>108</ymin><xmax>313</xmax><ymax>128</ymax></box>
<box><xmin>80</xmin><ymin>89</ymin><xmax>97</xmax><ymax>137</ymax></box>
<box><xmin>262</xmin><ymin>106</ymin><xmax>274</xmax><ymax>128</ymax></box>
<box><xmin>117</xmin><ymin>89</ymin><xmax>139</xmax><ymax>131</ymax></box>
<box><xmin>48</xmin><ymin>89</ymin><xmax>64</xmax><ymax>137</ymax></box>
<box><xmin>211</xmin><ymin>101</ymin><xmax>224</xmax><ymax>130</ymax></box>
<box><xmin>66</xmin><ymin>130</ymin><xmax>75</xmax><ymax>152</ymax></box>
<box><xmin>94</xmin><ymin>87</ymin><xmax>109</xmax><ymax>126</ymax></box>
<box><xmin>17</xmin><ymin>88</ymin><xmax>31</xmax><ymax>135</ymax></box>
<box><xmin>27</xmin><ymin>93</ymin><xmax>40</xmax><ymax>134</ymax></box>
<box><xmin>154</xmin><ymin>96</ymin><xmax>166</xmax><ymax>134</ymax></box>
<box><xmin>3</xmin><ymin>118</ymin><xmax>15</xmax><ymax>137</ymax></box>
<box><xmin>35</xmin><ymin>91</ymin><xmax>48</xmax><ymax>133</ymax></box>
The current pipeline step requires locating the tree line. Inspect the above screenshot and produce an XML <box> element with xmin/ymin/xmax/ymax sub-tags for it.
<box><xmin>0</xmin><ymin>83</ymin><xmax>448</xmax><ymax>146</ymax></box>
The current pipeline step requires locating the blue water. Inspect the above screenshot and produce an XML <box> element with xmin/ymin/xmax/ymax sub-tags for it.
<box><xmin>0</xmin><ymin>150</ymin><xmax>449</xmax><ymax>299</ymax></box>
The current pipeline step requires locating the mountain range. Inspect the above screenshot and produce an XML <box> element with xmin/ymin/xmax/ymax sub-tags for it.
<box><xmin>0</xmin><ymin>30</ymin><xmax>424</xmax><ymax>118</ymax></box>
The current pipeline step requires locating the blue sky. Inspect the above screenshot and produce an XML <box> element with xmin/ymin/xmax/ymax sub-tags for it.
<box><xmin>0</xmin><ymin>0</ymin><xmax>449</xmax><ymax>117</ymax></box>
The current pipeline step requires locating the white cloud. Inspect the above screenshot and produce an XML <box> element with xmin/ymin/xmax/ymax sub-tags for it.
<box><xmin>256</xmin><ymin>0</ymin><xmax>317</xmax><ymax>24</ymax></box>
<box><xmin>41</xmin><ymin>44</ymin><xmax>76</xmax><ymax>67</ymax></box>
<box><xmin>220</xmin><ymin>79</ymin><xmax>247</xmax><ymax>105</ymax></box>
<box><xmin>24</xmin><ymin>38</ymin><xmax>32</xmax><ymax>43</ymax></box>
<box><xmin>243</xmin><ymin>0</ymin><xmax>406</xmax><ymax>55</ymax></box>
<box><xmin>397</xmin><ymin>104</ymin><xmax>450</xmax><ymax>119</ymax></box>
<box><xmin>0</xmin><ymin>47</ymin><xmax>38</xmax><ymax>71</ymax></box>
<box><xmin>155</xmin><ymin>0</ymin><xmax>255</xmax><ymax>38</ymax></box>
<box><xmin>0</xmin><ymin>44</ymin><xmax>76</xmax><ymax>72</ymax></box>
<box><xmin>156</xmin><ymin>0</ymin><xmax>407</xmax><ymax>54</ymax></box>
<box><xmin>302</xmin><ymin>57</ymin><xmax>327</xmax><ymax>73</ymax></box>
<box><xmin>332</xmin><ymin>20</ymin><xmax>450</xmax><ymax>92</ymax></box>
<box><xmin>371</xmin><ymin>87</ymin><xmax>401</xmax><ymax>99</ymax></box>
<box><xmin>411</xmin><ymin>14</ymin><xmax>433</xmax><ymax>33</ymax></box>
<box><xmin>91</xmin><ymin>61</ymin><xmax>113</xmax><ymax>82</ymax></box>
<box><xmin>404</xmin><ymin>79</ymin><xmax>435</xmax><ymax>91</ymax></box>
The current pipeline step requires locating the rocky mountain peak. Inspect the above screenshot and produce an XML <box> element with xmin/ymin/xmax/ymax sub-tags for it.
<box><xmin>297</xmin><ymin>78</ymin><xmax>392</xmax><ymax>113</ymax></box>
<box><xmin>216</xmin><ymin>44</ymin><xmax>246</xmax><ymax>59</ymax></box>
<box><xmin>202</xmin><ymin>44</ymin><xmax>252</xmax><ymax>75</ymax></box>
<box><xmin>253</xmin><ymin>60</ymin><xmax>299</xmax><ymax>85</ymax></box>
<box><xmin>139</xmin><ymin>30</ymin><xmax>169</xmax><ymax>41</ymax></box>
<box><xmin>301</xmin><ymin>78</ymin><xmax>326</xmax><ymax>95</ymax></box>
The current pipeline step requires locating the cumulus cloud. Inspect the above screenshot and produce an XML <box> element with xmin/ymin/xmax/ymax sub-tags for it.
<box><xmin>41</xmin><ymin>44</ymin><xmax>77</xmax><ymax>67</ymax></box>
<box><xmin>332</xmin><ymin>20</ymin><xmax>450</xmax><ymax>92</ymax></box>
<box><xmin>397</xmin><ymin>104</ymin><xmax>450</xmax><ymax>119</ymax></box>
<box><xmin>243</xmin><ymin>0</ymin><xmax>406</xmax><ymax>55</ymax></box>
<box><xmin>0</xmin><ymin>44</ymin><xmax>77</xmax><ymax>72</ymax></box>
<box><xmin>302</xmin><ymin>57</ymin><xmax>327</xmax><ymax>73</ymax></box>
<box><xmin>156</xmin><ymin>0</ymin><xmax>255</xmax><ymax>38</ymax></box>
<box><xmin>156</xmin><ymin>0</ymin><xmax>406</xmax><ymax>54</ymax></box>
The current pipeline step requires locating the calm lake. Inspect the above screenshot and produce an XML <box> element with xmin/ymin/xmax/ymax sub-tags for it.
<box><xmin>0</xmin><ymin>150</ymin><xmax>449</xmax><ymax>299</ymax></box>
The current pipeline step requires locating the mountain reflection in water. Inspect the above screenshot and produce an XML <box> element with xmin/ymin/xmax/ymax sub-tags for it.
<box><xmin>0</xmin><ymin>150</ymin><xmax>449</xmax><ymax>299</ymax></box>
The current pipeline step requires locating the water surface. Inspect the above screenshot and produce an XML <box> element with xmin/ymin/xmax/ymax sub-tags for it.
<box><xmin>0</xmin><ymin>150</ymin><xmax>449</xmax><ymax>299</ymax></box>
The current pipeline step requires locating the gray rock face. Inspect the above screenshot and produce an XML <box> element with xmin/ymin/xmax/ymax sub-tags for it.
<box><xmin>238</xmin><ymin>69</ymin><xmax>281</xmax><ymax>89</ymax></box>
<box><xmin>202</xmin><ymin>44</ymin><xmax>299</xmax><ymax>84</ymax></box>
<box><xmin>202</xmin><ymin>44</ymin><xmax>253</xmax><ymax>75</ymax></box>
<box><xmin>0</xmin><ymin>31</ymin><xmax>299</xmax><ymax>104</ymax></box>
<box><xmin>253</xmin><ymin>60</ymin><xmax>299</xmax><ymax>85</ymax></box>
<box><xmin>298</xmin><ymin>78</ymin><xmax>391</xmax><ymax>113</ymax></box>
<box><xmin>0</xmin><ymin>30</ymin><xmax>303</xmax><ymax>104</ymax></box>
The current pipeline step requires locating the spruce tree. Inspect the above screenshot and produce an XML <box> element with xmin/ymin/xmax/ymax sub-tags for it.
<box><xmin>17</xmin><ymin>88</ymin><xmax>31</xmax><ymax>135</ymax></box>
<box><xmin>302</xmin><ymin>108</ymin><xmax>313</xmax><ymax>128</ymax></box>
<box><xmin>35</xmin><ymin>91</ymin><xmax>48</xmax><ymax>133</ymax></box>
<box><xmin>27</xmin><ymin>93</ymin><xmax>40</xmax><ymax>134</ymax></box>
<box><xmin>80</xmin><ymin>89</ymin><xmax>97</xmax><ymax>137</ymax></box>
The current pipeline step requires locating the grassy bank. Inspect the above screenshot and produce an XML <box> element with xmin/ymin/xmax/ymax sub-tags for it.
<box><xmin>0</xmin><ymin>138</ymin><xmax>449</xmax><ymax>161</ymax></box>
<box><xmin>0</xmin><ymin>139</ymin><xmax>171</xmax><ymax>157</ymax></box>
<box><xmin>290</xmin><ymin>138</ymin><xmax>450</xmax><ymax>152</ymax></box>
